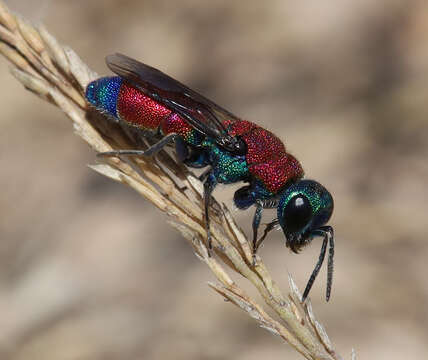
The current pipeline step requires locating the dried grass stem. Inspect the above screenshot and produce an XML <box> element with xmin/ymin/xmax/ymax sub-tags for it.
<box><xmin>0</xmin><ymin>2</ymin><xmax>350</xmax><ymax>359</ymax></box>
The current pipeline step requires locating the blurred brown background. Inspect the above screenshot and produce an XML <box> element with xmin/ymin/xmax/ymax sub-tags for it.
<box><xmin>1</xmin><ymin>1</ymin><xmax>428</xmax><ymax>359</ymax></box>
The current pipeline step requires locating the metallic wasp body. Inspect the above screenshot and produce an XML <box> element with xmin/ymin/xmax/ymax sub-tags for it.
<box><xmin>86</xmin><ymin>54</ymin><xmax>334</xmax><ymax>301</ymax></box>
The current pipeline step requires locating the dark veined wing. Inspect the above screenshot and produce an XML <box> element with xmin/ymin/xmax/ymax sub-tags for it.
<box><xmin>106</xmin><ymin>53</ymin><xmax>242</xmax><ymax>151</ymax></box>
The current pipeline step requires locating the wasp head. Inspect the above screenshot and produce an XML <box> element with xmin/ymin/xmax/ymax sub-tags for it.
<box><xmin>277</xmin><ymin>180</ymin><xmax>333</xmax><ymax>252</ymax></box>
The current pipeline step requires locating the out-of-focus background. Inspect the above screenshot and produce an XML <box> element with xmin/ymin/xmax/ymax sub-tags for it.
<box><xmin>1</xmin><ymin>1</ymin><xmax>428</xmax><ymax>359</ymax></box>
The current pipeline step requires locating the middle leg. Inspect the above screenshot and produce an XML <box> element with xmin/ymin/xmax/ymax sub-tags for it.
<box><xmin>203</xmin><ymin>172</ymin><xmax>217</xmax><ymax>253</ymax></box>
<box><xmin>252</xmin><ymin>201</ymin><xmax>264</xmax><ymax>258</ymax></box>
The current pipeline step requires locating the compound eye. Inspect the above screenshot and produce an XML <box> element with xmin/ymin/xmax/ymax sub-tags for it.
<box><xmin>232</xmin><ymin>137</ymin><xmax>247</xmax><ymax>156</ymax></box>
<box><xmin>282</xmin><ymin>195</ymin><xmax>312</xmax><ymax>233</ymax></box>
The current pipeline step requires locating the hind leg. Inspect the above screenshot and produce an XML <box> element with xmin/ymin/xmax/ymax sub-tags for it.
<box><xmin>97</xmin><ymin>133</ymin><xmax>179</xmax><ymax>158</ymax></box>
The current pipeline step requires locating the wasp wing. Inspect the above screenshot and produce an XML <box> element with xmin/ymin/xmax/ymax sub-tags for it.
<box><xmin>106</xmin><ymin>53</ymin><xmax>241</xmax><ymax>147</ymax></box>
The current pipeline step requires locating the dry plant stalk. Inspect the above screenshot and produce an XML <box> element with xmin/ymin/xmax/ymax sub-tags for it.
<box><xmin>0</xmin><ymin>2</ymin><xmax>351</xmax><ymax>359</ymax></box>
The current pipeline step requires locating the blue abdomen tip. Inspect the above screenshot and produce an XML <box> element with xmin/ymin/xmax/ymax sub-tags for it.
<box><xmin>85</xmin><ymin>76</ymin><xmax>122</xmax><ymax>117</ymax></box>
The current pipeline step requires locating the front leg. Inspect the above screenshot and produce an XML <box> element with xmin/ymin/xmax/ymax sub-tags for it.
<box><xmin>256</xmin><ymin>218</ymin><xmax>280</xmax><ymax>252</ymax></box>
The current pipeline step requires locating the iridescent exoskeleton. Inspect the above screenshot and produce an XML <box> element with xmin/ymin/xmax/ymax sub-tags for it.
<box><xmin>86</xmin><ymin>54</ymin><xmax>334</xmax><ymax>301</ymax></box>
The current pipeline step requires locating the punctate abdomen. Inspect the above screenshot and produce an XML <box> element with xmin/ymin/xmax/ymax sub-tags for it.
<box><xmin>86</xmin><ymin>76</ymin><xmax>172</xmax><ymax>132</ymax></box>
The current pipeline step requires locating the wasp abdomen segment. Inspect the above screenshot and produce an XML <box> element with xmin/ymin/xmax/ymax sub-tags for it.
<box><xmin>117</xmin><ymin>80</ymin><xmax>171</xmax><ymax>131</ymax></box>
<box><xmin>86</xmin><ymin>77</ymin><xmax>201</xmax><ymax>145</ymax></box>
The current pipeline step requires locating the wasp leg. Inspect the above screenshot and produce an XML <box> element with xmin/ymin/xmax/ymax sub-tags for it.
<box><xmin>302</xmin><ymin>227</ymin><xmax>333</xmax><ymax>302</ymax></box>
<box><xmin>174</xmin><ymin>136</ymin><xmax>188</xmax><ymax>163</ymax></box>
<box><xmin>198</xmin><ymin>168</ymin><xmax>212</xmax><ymax>182</ymax></box>
<box><xmin>323</xmin><ymin>226</ymin><xmax>334</xmax><ymax>301</ymax></box>
<box><xmin>251</xmin><ymin>202</ymin><xmax>263</xmax><ymax>264</ymax></box>
<box><xmin>255</xmin><ymin>218</ymin><xmax>279</xmax><ymax>252</ymax></box>
<box><xmin>184</xmin><ymin>147</ymin><xmax>210</xmax><ymax>169</ymax></box>
<box><xmin>203</xmin><ymin>173</ymin><xmax>217</xmax><ymax>255</ymax></box>
<box><xmin>97</xmin><ymin>133</ymin><xmax>179</xmax><ymax>158</ymax></box>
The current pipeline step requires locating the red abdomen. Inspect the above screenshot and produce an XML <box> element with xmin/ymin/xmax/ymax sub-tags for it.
<box><xmin>117</xmin><ymin>82</ymin><xmax>195</xmax><ymax>139</ymax></box>
<box><xmin>117</xmin><ymin>83</ymin><xmax>171</xmax><ymax>130</ymax></box>
<box><xmin>225</xmin><ymin>120</ymin><xmax>304</xmax><ymax>193</ymax></box>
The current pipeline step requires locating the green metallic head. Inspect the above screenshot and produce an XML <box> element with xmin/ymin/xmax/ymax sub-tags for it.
<box><xmin>277</xmin><ymin>179</ymin><xmax>334</xmax><ymax>301</ymax></box>
<box><xmin>277</xmin><ymin>180</ymin><xmax>333</xmax><ymax>252</ymax></box>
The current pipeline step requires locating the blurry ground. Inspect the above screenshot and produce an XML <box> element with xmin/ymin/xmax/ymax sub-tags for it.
<box><xmin>1</xmin><ymin>1</ymin><xmax>428</xmax><ymax>359</ymax></box>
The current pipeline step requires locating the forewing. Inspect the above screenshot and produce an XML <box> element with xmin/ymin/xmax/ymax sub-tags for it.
<box><xmin>106</xmin><ymin>53</ymin><xmax>241</xmax><ymax>145</ymax></box>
